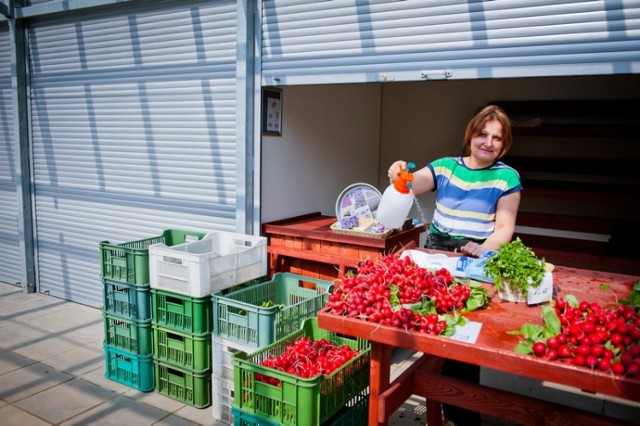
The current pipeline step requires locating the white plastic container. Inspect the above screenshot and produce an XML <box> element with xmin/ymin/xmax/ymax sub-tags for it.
<box><xmin>149</xmin><ymin>231</ymin><xmax>267</xmax><ymax>297</ymax></box>
<box><xmin>377</xmin><ymin>184</ymin><xmax>414</xmax><ymax>229</ymax></box>
<box><xmin>377</xmin><ymin>164</ymin><xmax>415</xmax><ymax>229</ymax></box>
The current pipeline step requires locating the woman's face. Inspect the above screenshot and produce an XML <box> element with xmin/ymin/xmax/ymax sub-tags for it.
<box><xmin>468</xmin><ymin>119</ymin><xmax>504</xmax><ymax>168</ymax></box>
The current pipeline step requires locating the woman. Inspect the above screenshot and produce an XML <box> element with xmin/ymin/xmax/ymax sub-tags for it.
<box><xmin>388</xmin><ymin>104</ymin><xmax>522</xmax><ymax>257</ymax></box>
<box><xmin>388</xmin><ymin>104</ymin><xmax>522</xmax><ymax>425</ymax></box>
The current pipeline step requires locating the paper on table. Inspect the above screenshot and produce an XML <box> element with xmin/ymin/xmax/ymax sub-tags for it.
<box><xmin>400</xmin><ymin>250</ymin><xmax>460</xmax><ymax>275</ymax></box>
<box><xmin>450</xmin><ymin>320</ymin><xmax>483</xmax><ymax>344</ymax></box>
<box><xmin>526</xmin><ymin>271</ymin><xmax>554</xmax><ymax>304</ymax></box>
<box><xmin>401</xmin><ymin>249</ymin><xmax>494</xmax><ymax>280</ymax></box>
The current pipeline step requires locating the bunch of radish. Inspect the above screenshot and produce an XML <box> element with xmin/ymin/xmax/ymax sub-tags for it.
<box><xmin>512</xmin><ymin>293</ymin><xmax>640</xmax><ymax>377</ymax></box>
<box><xmin>257</xmin><ymin>336</ymin><xmax>360</xmax><ymax>385</ymax></box>
<box><xmin>326</xmin><ymin>254</ymin><xmax>489</xmax><ymax>336</ymax></box>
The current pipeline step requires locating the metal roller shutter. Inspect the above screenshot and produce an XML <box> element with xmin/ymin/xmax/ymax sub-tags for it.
<box><xmin>0</xmin><ymin>22</ymin><xmax>22</xmax><ymax>286</ymax></box>
<box><xmin>261</xmin><ymin>0</ymin><xmax>640</xmax><ymax>85</ymax></box>
<box><xmin>29</xmin><ymin>0</ymin><xmax>238</xmax><ymax>306</ymax></box>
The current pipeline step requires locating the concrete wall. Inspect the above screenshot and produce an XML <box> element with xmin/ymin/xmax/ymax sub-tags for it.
<box><xmin>261</xmin><ymin>84</ymin><xmax>382</xmax><ymax>223</ymax></box>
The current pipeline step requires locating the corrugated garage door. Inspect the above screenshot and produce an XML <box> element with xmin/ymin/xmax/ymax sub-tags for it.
<box><xmin>28</xmin><ymin>0</ymin><xmax>238</xmax><ymax>306</ymax></box>
<box><xmin>0</xmin><ymin>22</ymin><xmax>22</xmax><ymax>286</ymax></box>
<box><xmin>261</xmin><ymin>0</ymin><xmax>640</xmax><ymax>85</ymax></box>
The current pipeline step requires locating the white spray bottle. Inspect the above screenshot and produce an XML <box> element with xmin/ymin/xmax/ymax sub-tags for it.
<box><xmin>376</xmin><ymin>162</ymin><xmax>415</xmax><ymax>229</ymax></box>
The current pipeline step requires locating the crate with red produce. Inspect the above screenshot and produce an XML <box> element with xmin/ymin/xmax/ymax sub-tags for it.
<box><xmin>232</xmin><ymin>318</ymin><xmax>370</xmax><ymax>426</ymax></box>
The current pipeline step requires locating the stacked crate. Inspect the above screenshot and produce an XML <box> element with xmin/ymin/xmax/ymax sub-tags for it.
<box><xmin>231</xmin><ymin>317</ymin><xmax>371</xmax><ymax>426</ymax></box>
<box><xmin>151</xmin><ymin>289</ymin><xmax>214</xmax><ymax>408</ymax></box>
<box><xmin>210</xmin><ymin>272</ymin><xmax>334</xmax><ymax>424</ymax></box>
<box><xmin>148</xmin><ymin>231</ymin><xmax>268</xmax><ymax>410</ymax></box>
<box><xmin>99</xmin><ymin>230</ymin><xmax>205</xmax><ymax>392</ymax></box>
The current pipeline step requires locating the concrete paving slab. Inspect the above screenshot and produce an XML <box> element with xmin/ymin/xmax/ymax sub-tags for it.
<box><xmin>0</xmin><ymin>362</ymin><xmax>73</xmax><ymax>403</ymax></box>
<box><xmin>60</xmin><ymin>394</ymin><xmax>172</xmax><ymax>426</ymax></box>
<box><xmin>0</xmin><ymin>294</ymin><xmax>67</xmax><ymax>323</ymax></box>
<box><xmin>40</xmin><ymin>343</ymin><xmax>104</xmax><ymax>376</ymax></box>
<box><xmin>79</xmin><ymin>365</ymin><xmax>136</xmax><ymax>395</ymax></box>
<box><xmin>11</xmin><ymin>329</ymin><xmax>101</xmax><ymax>363</ymax></box>
<box><xmin>0</xmin><ymin>323</ymin><xmax>50</xmax><ymax>352</ymax></box>
<box><xmin>172</xmin><ymin>404</ymin><xmax>223</xmax><ymax>426</ymax></box>
<box><xmin>154</xmin><ymin>414</ymin><xmax>202</xmax><ymax>426</ymax></box>
<box><xmin>124</xmin><ymin>387</ymin><xmax>188</xmax><ymax>413</ymax></box>
<box><xmin>0</xmin><ymin>349</ymin><xmax>34</xmax><ymax>375</ymax></box>
<box><xmin>0</xmin><ymin>404</ymin><xmax>51</xmax><ymax>426</ymax></box>
<box><xmin>15</xmin><ymin>377</ymin><xmax>118</xmax><ymax>424</ymax></box>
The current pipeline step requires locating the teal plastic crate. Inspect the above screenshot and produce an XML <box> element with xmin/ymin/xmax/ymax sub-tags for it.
<box><xmin>103</xmin><ymin>313</ymin><xmax>153</xmax><ymax>356</ymax></box>
<box><xmin>233</xmin><ymin>318</ymin><xmax>370</xmax><ymax>426</ymax></box>
<box><xmin>154</xmin><ymin>360</ymin><xmax>211</xmax><ymax>408</ymax></box>
<box><xmin>151</xmin><ymin>288</ymin><xmax>212</xmax><ymax>336</ymax></box>
<box><xmin>100</xmin><ymin>229</ymin><xmax>206</xmax><ymax>285</ymax></box>
<box><xmin>231</xmin><ymin>407</ymin><xmax>279</xmax><ymax>426</ymax></box>
<box><xmin>152</xmin><ymin>325</ymin><xmax>211</xmax><ymax>373</ymax></box>
<box><xmin>103</xmin><ymin>343</ymin><xmax>154</xmax><ymax>391</ymax></box>
<box><xmin>212</xmin><ymin>273</ymin><xmax>332</xmax><ymax>348</ymax></box>
<box><xmin>102</xmin><ymin>279</ymin><xmax>151</xmax><ymax>321</ymax></box>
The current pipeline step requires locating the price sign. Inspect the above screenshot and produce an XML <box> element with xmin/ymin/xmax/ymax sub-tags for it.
<box><xmin>527</xmin><ymin>271</ymin><xmax>554</xmax><ymax>305</ymax></box>
<box><xmin>450</xmin><ymin>320</ymin><xmax>483</xmax><ymax>344</ymax></box>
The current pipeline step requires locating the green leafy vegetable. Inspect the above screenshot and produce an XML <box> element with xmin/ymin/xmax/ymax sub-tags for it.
<box><xmin>509</xmin><ymin>305</ymin><xmax>560</xmax><ymax>354</ymax></box>
<box><xmin>483</xmin><ymin>238</ymin><xmax>546</xmax><ymax>297</ymax></box>
<box><xmin>620</xmin><ymin>281</ymin><xmax>640</xmax><ymax>309</ymax></box>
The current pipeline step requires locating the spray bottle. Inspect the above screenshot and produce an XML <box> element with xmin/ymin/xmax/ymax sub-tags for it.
<box><xmin>376</xmin><ymin>162</ymin><xmax>415</xmax><ymax>229</ymax></box>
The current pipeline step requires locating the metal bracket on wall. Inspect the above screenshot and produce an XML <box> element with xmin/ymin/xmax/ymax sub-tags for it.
<box><xmin>420</xmin><ymin>70</ymin><xmax>452</xmax><ymax>80</ymax></box>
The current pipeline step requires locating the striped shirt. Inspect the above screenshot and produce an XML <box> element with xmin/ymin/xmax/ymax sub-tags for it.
<box><xmin>427</xmin><ymin>157</ymin><xmax>522</xmax><ymax>240</ymax></box>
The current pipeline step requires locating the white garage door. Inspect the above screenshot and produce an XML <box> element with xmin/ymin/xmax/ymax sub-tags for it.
<box><xmin>0</xmin><ymin>22</ymin><xmax>22</xmax><ymax>286</ymax></box>
<box><xmin>28</xmin><ymin>0</ymin><xmax>239</xmax><ymax>306</ymax></box>
<box><xmin>261</xmin><ymin>0</ymin><xmax>640</xmax><ymax>86</ymax></box>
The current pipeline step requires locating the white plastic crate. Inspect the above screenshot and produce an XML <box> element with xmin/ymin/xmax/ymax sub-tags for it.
<box><xmin>211</xmin><ymin>335</ymin><xmax>253</xmax><ymax>424</ymax></box>
<box><xmin>212</xmin><ymin>376</ymin><xmax>234</xmax><ymax>424</ymax></box>
<box><xmin>149</xmin><ymin>231</ymin><xmax>267</xmax><ymax>298</ymax></box>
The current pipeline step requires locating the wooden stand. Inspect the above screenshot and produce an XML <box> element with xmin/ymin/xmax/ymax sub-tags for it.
<box><xmin>262</xmin><ymin>212</ymin><xmax>426</xmax><ymax>280</ymax></box>
<box><xmin>318</xmin><ymin>249</ymin><xmax>640</xmax><ymax>426</ymax></box>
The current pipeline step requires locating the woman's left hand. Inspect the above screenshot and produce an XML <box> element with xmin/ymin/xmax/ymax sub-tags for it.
<box><xmin>460</xmin><ymin>241</ymin><xmax>485</xmax><ymax>258</ymax></box>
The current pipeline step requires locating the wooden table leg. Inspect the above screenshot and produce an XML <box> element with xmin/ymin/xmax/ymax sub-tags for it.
<box><xmin>369</xmin><ymin>342</ymin><xmax>392</xmax><ymax>426</ymax></box>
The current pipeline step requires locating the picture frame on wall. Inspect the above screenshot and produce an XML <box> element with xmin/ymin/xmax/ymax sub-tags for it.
<box><xmin>262</xmin><ymin>89</ymin><xmax>282</xmax><ymax>136</ymax></box>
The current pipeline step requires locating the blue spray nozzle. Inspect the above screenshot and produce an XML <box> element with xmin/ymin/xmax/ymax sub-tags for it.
<box><xmin>407</xmin><ymin>162</ymin><xmax>416</xmax><ymax>171</ymax></box>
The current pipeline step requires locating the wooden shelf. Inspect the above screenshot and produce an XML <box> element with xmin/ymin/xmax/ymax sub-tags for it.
<box><xmin>490</xmin><ymin>99</ymin><xmax>640</xmax><ymax>138</ymax></box>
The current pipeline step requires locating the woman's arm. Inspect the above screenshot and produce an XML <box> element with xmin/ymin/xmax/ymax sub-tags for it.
<box><xmin>461</xmin><ymin>191</ymin><xmax>521</xmax><ymax>256</ymax></box>
<box><xmin>388</xmin><ymin>161</ymin><xmax>435</xmax><ymax>195</ymax></box>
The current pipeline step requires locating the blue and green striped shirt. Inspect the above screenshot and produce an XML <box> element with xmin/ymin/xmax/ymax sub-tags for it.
<box><xmin>427</xmin><ymin>157</ymin><xmax>522</xmax><ymax>240</ymax></box>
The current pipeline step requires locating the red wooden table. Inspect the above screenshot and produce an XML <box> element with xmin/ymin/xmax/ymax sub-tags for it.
<box><xmin>262</xmin><ymin>213</ymin><xmax>425</xmax><ymax>280</ymax></box>
<box><xmin>317</xmin><ymin>249</ymin><xmax>640</xmax><ymax>426</ymax></box>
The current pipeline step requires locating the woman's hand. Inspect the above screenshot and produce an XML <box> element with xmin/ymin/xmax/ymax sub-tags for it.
<box><xmin>388</xmin><ymin>160</ymin><xmax>407</xmax><ymax>183</ymax></box>
<box><xmin>460</xmin><ymin>241</ymin><xmax>485</xmax><ymax>258</ymax></box>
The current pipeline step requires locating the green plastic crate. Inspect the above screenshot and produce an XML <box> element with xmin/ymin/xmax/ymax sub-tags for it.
<box><xmin>103</xmin><ymin>313</ymin><xmax>153</xmax><ymax>356</ymax></box>
<box><xmin>152</xmin><ymin>325</ymin><xmax>211</xmax><ymax>373</ymax></box>
<box><xmin>103</xmin><ymin>343</ymin><xmax>154</xmax><ymax>391</ymax></box>
<box><xmin>154</xmin><ymin>360</ymin><xmax>211</xmax><ymax>408</ymax></box>
<box><xmin>151</xmin><ymin>289</ymin><xmax>212</xmax><ymax>336</ymax></box>
<box><xmin>233</xmin><ymin>318</ymin><xmax>370</xmax><ymax>426</ymax></box>
<box><xmin>100</xmin><ymin>229</ymin><xmax>206</xmax><ymax>285</ymax></box>
<box><xmin>102</xmin><ymin>279</ymin><xmax>151</xmax><ymax>321</ymax></box>
<box><xmin>232</xmin><ymin>392</ymin><xmax>368</xmax><ymax>426</ymax></box>
<box><xmin>326</xmin><ymin>391</ymin><xmax>369</xmax><ymax>426</ymax></box>
<box><xmin>212</xmin><ymin>273</ymin><xmax>332</xmax><ymax>348</ymax></box>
